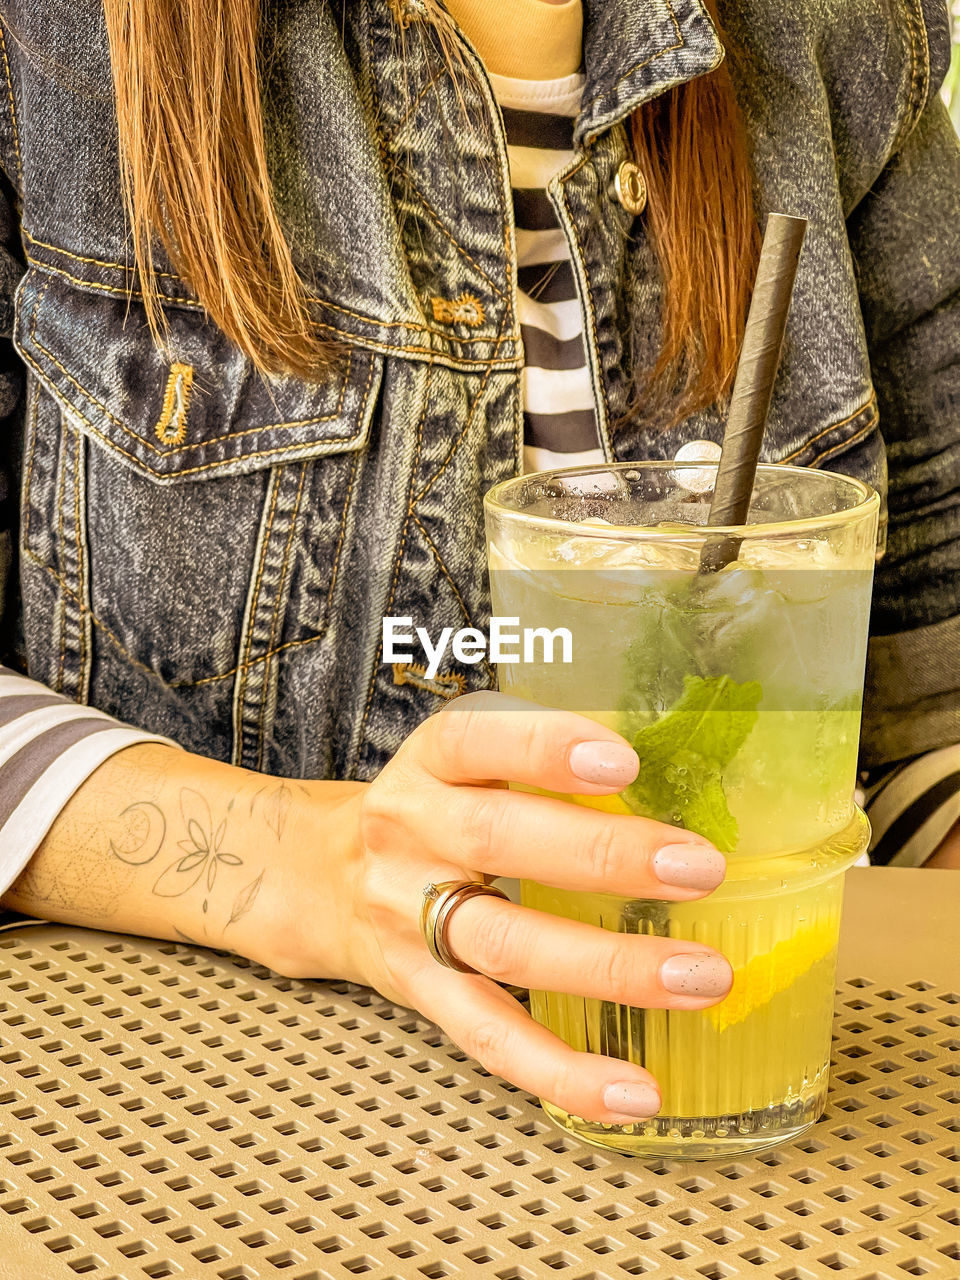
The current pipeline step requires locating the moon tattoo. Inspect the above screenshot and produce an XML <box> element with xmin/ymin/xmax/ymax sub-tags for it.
<box><xmin>108</xmin><ymin>801</ymin><xmax>167</xmax><ymax>866</ymax></box>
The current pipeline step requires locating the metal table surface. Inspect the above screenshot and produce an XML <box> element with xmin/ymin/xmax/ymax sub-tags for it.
<box><xmin>0</xmin><ymin>867</ymin><xmax>957</xmax><ymax>1280</ymax></box>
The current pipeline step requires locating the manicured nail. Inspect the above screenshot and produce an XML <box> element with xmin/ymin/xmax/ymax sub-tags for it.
<box><xmin>653</xmin><ymin>843</ymin><xmax>726</xmax><ymax>891</ymax></box>
<box><xmin>601</xmin><ymin>1080</ymin><xmax>661</xmax><ymax>1119</ymax></box>
<box><xmin>660</xmin><ymin>953</ymin><xmax>733</xmax><ymax>998</ymax></box>
<box><xmin>568</xmin><ymin>740</ymin><xmax>639</xmax><ymax>787</ymax></box>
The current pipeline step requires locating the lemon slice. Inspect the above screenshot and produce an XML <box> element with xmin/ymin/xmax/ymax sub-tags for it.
<box><xmin>567</xmin><ymin>792</ymin><xmax>634</xmax><ymax>815</ymax></box>
<box><xmin>564</xmin><ymin>793</ymin><xmax>839</xmax><ymax>1035</ymax></box>
<box><xmin>709</xmin><ymin>919</ymin><xmax>839</xmax><ymax>1032</ymax></box>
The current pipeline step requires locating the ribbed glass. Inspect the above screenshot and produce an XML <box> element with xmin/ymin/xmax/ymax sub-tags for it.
<box><xmin>522</xmin><ymin>814</ymin><xmax>868</xmax><ymax>1158</ymax></box>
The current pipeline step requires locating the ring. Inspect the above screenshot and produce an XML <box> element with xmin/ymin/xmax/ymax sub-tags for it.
<box><xmin>419</xmin><ymin>879</ymin><xmax>510</xmax><ymax>974</ymax></box>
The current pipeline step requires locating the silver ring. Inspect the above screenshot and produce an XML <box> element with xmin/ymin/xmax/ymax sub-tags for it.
<box><xmin>419</xmin><ymin>879</ymin><xmax>509</xmax><ymax>974</ymax></box>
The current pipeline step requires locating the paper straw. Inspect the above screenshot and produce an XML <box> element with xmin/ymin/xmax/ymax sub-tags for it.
<box><xmin>699</xmin><ymin>212</ymin><xmax>808</xmax><ymax>573</ymax></box>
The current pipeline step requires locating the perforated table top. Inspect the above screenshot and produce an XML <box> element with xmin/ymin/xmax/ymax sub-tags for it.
<box><xmin>0</xmin><ymin>868</ymin><xmax>957</xmax><ymax>1280</ymax></box>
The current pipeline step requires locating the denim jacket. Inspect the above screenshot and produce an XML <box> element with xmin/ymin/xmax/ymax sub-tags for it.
<box><xmin>0</xmin><ymin>0</ymin><xmax>955</xmax><ymax>780</ymax></box>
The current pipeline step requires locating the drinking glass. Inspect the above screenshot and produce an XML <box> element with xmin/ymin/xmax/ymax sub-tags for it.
<box><xmin>484</xmin><ymin>461</ymin><xmax>880</xmax><ymax>1158</ymax></box>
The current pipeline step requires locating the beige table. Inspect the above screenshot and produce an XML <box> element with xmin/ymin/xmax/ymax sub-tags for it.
<box><xmin>0</xmin><ymin>868</ymin><xmax>957</xmax><ymax>1280</ymax></box>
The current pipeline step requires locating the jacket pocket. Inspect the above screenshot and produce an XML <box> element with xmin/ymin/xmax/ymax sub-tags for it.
<box><xmin>14</xmin><ymin>267</ymin><xmax>382</xmax><ymax>484</ymax></box>
<box><xmin>14</xmin><ymin>266</ymin><xmax>382</xmax><ymax>759</ymax></box>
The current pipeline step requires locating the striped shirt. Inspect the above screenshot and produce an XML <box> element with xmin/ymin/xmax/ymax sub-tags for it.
<box><xmin>488</xmin><ymin>70</ymin><xmax>604</xmax><ymax>475</ymax></box>
<box><xmin>861</xmin><ymin>744</ymin><xmax>960</xmax><ymax>867</ymax></box>
<box><xmin>0</xmin><ymin>666</ymin><xmax>170</xmax><ymax>916</ymax></box>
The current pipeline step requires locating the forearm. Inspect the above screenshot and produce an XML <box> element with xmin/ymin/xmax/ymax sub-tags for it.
<box><xmin>0</xmin><ymin>742</ymin><xmax>366</xmax><ymax>972</ymax></box>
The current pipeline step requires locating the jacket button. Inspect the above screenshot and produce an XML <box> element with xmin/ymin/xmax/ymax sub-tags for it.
<box><xmin>673</xmin><ymin>439</ymin><xmax>721</xmax><ymax>493</ymax></box>
<box><xmin>612</xmin><ymin>160</ymin><xmax>647</xmax><ymax>215</ymax></box>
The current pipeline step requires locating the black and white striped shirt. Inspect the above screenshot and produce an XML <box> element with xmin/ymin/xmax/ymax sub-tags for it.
<box><xmin>0</xmin><ymin>666</ymin><xmax>170</xmax><ymax>916</ymax></box>
<box><xmin>861</xmin><ymin>745</ymin><xmax>960</xmax><ymax>866</ymax></box>
<box><xmin>489</xmin><ymin>70</ymin><xmax>604</xmax><ymax>474</ymax></box>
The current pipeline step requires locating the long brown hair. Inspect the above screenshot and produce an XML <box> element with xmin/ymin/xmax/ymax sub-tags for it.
<box><xmin>631</xmin><ymin>35</ymin><xmax>761</xmax><ymax>421</ymax></box>
<box><xmin>103</xmin><ymin>0</ymin><xmax>759</xmax><ymax>417</ymax></box>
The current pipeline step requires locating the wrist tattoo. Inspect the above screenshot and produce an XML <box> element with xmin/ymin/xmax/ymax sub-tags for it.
<box><xmin>13</xmin><ymin>747</ymin><xmax>273</xmax><ymax>936</ymax></box>
<box><xmin>124</xmin><ymin>787</ymin><xmax>267</xmax><ymax>926</ymax></box>
<box><xmin>248</xmin><ymin>780</ymin><xmax>306</xmax><ymax>840</ymax></box>
<box><xmin>152</xmin><ymin>788</ymin><xmax>243</xmax><ymax>913</ymax></box>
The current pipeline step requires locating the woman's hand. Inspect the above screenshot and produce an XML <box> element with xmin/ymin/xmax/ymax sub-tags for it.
<box><xmin>2</xmin><ymin>697</ymin><xmax>732</xmax><ymax>1125</ymax></box>
<box><xmin>264</xmin><ymin>692</ymin><xmax>732</xmax><ymax>1127</ymax></box>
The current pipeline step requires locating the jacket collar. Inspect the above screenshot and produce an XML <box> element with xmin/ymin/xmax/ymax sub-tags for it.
<box><xmin>576</xmin><ymin>0</ymin><xmax>725</xmax><ymax>144</ymax></box>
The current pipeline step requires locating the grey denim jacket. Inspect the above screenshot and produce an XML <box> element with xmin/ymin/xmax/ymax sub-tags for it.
<box><xmin>0</xmin><ymin>0</ymin><xmax>955</xmax><ymax>781</ymax></box>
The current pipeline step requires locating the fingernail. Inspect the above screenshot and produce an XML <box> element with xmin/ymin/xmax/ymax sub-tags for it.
<box><xmin>568</xmin><ymin>740</ymin><xmax>639</xmax><ymax>787</ymax></box>
<box><xmin>660</xmin><ymin>953</ymin><xmax>733</xmax><ymax>998</ymax></box>
<box><xmin>653</xmin><ymin>843</ymin><xmax>726</xmax><ymax>891</ymax></box>
<box><xmin>601</xmin><ymin>1080</ymin><xmax>661</xmax><ymax>1119</ymax></box>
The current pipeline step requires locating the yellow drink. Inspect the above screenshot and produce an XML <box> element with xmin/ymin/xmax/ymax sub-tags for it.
<box><xmin>523</xmin><ymin>805</ymin><xmax>866</xmax><ymax>1158</ymax></box>
<box><xmin>484</xmin><ymin>462</ymin><xmax>880</xmax><ymax>1158</ymax></box>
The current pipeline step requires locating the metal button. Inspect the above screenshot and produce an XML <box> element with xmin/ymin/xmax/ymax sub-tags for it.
<box><xmin>673</xmin><ymin>439</ymin><xmax>721</xmax><ymax>494</ymax></box>
<box><xmin>612</xmin><ymin>160</ymin><xmax>648</xmax><ymax>215</ymax></box>
<box><xmin>675</xmin><ymin>440</ymin><xmax>722</xmax><ymax>464</ymax></box>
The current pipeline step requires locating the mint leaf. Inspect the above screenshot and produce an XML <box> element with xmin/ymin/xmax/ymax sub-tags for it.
<box><xmin>677</xmin><ymin>773</ymin><xmax>739</xmax><ymax>854</ymax></box>
<box><xmin>624</xmin><ymin>675</ymin><xmax>761</xmax><ymax>852</ymax></box>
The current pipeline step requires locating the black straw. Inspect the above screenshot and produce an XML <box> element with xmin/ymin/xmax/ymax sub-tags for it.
<box><xmin>699</xmin><ymin>213</ymin><xmax>808</xmax><ymax>573</ymax></box>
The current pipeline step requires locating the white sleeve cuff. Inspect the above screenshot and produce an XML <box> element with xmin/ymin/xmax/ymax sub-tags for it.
<box><xmin>0</xmin><ymin>726</ymin><xmax>179</xmax><ymax>897</ymax></box>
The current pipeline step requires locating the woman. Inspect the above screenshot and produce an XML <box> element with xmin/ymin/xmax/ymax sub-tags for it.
<box><xmin>0</xmin><ymin>0</ymin><xmax>957</xmax><ymax>1127</ymax></box>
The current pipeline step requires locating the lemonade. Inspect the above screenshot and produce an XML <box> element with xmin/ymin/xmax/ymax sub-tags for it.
<box><xmin>484</xmin><ymin>462</ymin><xmax>880</xmax><ymax>1157</ymax></box>
<box><xmin>523</xmin><ymin>818</ymin><xmax>863</xmax><ymax>1157</ymax></box>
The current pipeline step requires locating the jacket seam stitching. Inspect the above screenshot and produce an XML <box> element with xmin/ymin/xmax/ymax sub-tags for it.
<box><xmin>19</xmin><ymin>541</ymin><xmax>340</xmax><ymax>689</ymax></box>
<box><xmin>28</xmin><ymin>277</ymin><xmax>362</xmax><ymax>451</ymax></box>
<box><xmin>23</xmin><ymin>229</ymin><xmax>180</xmax><ymax>280</ymax></box>
<box><xmin>25</xmin><ymin>255</ymin><xmax>519</xmax><ymax>365</ymax></box>
<box><xmin>309</xmin><ymin>326</ymin><xmax>516</xmax><ymax>362</ymax></box>
<box><xmin>556</xmin><ymin>166</ymin><xmax>610</xmax><ymax>451</ymax></box>
<box><xmin>412</xmin><ymin>314</ymin><xmax>507</xmax><ymax>508</ymax></box>
<box><xmin>0</xmin><ymin>18</ymin><xmax>22</xmax><ymax>189</ymax></box>
<box><xmin>893</xmin><ymin>0</ymin><xmax>930</xmax><ymax>153</ymax></box>
<box><xmin>21</xmin><ymin>374</ymin><xmax>39</xmax><ymax>553</ymax></box>
<box><xmin>807</xmin><ymin>412</ymin><xmax>879</xmax><ymax>467</ymax></box>
<box><xmin>19</xmin><ymin>344</ymin><xmax>377</xmax><ymax>479</ymax></box>
<box><xmin>580</xmin><ymin>1</ymin><xmax>683</xmax><ymax>116</ymax></box>
<box><xmin>353</xmin><ymin>363</ymin><xmax>436</xmax><ymax>770</ymax></box>
<box><xmin>380</xmin><ymin>67</ymin><xmax>447</xmax><ymax>149</ymax></box>
<box><xmin>320</xmin><ymin>449</ymin><xmax>362</xmax><ymax>640</ymax></box>
<box><xmin>256</xmin><ymin>463</ymin><xmax>309</xmax><ymax>771</ymax></box>
<box><xmin>412</xmin><ymin>514</ymin><xmax>495</xmax><ymax>687</ymax></box>
<box><xmin>778</xmin><ymin>392</ymin><xmax>877</xmax><ymax>462</ymax></box>
<box><xmin>25</xmin><ymin>255</ymin><xmax>190</xmax><ymax>301</ymax></box>
<box><xmin>907</xmin><ymin>0</ymin><xmax>930</xmax><ymax>117</ymax></box>
<box><xmin>24</xmin><ymin>237</ymin><xmax>517</xmax><ymax>345</ymax></box>
<box><xmin>386</xmin><ymin>158</ymin><xmax>509</xmax><ymax>304</ymax></box>
<box><xmin>234</xmin><ymin>469</ymin><xmax>283</xmax><ymax>763</ymax></box>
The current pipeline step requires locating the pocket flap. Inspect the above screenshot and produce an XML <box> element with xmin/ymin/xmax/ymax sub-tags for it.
<box><xmin>15</xmin><ymin>268</ymin><xmax>382</xmax><ymax>482</ymax></box>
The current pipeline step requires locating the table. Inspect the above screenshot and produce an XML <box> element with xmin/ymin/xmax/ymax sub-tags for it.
<box><xmin>0</xmin><ymin>868</ymin><xmax>957</xmax><ymax>1280</ymax></box>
